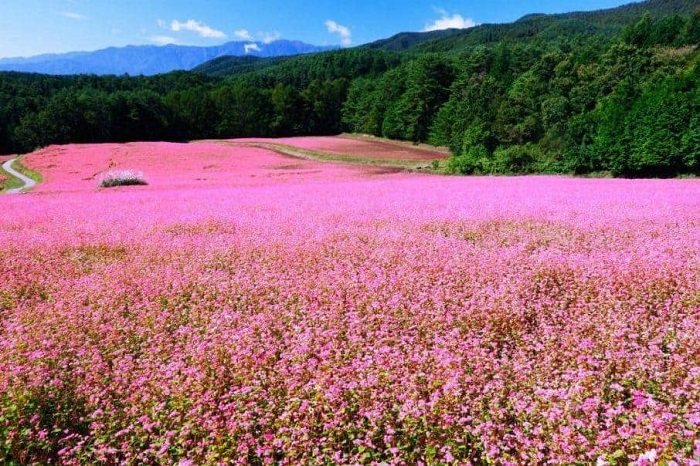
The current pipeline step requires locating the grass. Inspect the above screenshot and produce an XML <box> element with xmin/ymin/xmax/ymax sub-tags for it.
<box><xmin>0</xmin><ymin>158</ymin><xmax>42</xmax><ymax>193</ymax></box>
<box><xmin>208</xmin><ymin>141</ymin><xmax>448</xmax><ymax>174</ymax></box>
<box><xmin>340</xmin><ymin>133</ymin><xmax>451</xmax><ymax>155</ymax></box>
<box><xmin>12</xmin><ymin>159</ymin><xmax>43</xmax><ymax>183</ymax></box>
<box><xmin>0</xmin><ymin>166</ymin><xmax>24</xmax><ymax>192</ymax></box>
<box><xmin>253</xmin><ymin>142</ymin><xmax>423</xmax><ymax>168</ymax></box>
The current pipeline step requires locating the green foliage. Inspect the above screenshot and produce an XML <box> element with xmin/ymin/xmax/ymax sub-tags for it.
<box><xmin>491</xmin><ymin>143</ymin><xmax>547</xmax><ymax>174</ymax></box>
<box><xmin>343</xmin><ymin>67</ymin><xmax>407</xmax><ymax>138</ymax></box>
<box><xmin>685</xmin><ymin>9</ymin><xmax>700</xmax><ymax>44</ymax></box>
<box><xmin>379</xmin><ymin>55</ymin><xmax>456</xmax><ymax>142</ymax></box>
<box><xmin>342</xmin><ymin>78</ymin><xmax>381</xmax><ymax>135</ymax></box>
<box><xmin>164</xmin><ymin>86</ymin><xmax>217</xmax><ymax>139</ymax></box>
<box><xmin>622</xmin><ymin>11</ymin><xmax>694</xmax><ymax>47</ymax></box>
<box><xmin>447</xmin><ymin>121</ymin><xmax>492</xmax><ymax>174</ymax></box>
<box><xmin>211</xmin><ymin>83</ymin><xmax>272</xmax><ymax>137</ymax></box>
<box><xmin>1</xmin><ymin>387</ymin><xmax>90</xmax><ymax>464</ymax></box>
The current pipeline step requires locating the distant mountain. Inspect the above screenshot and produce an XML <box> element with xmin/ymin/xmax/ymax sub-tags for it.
<box><xmin>0</xmin><ymin>40</ymin><xmax>337</xmax><ymax>76</ymax></box>
<box><xmin>363</xmin><ymin>29</ymin><xmax>464</xmax><ymax>52</ymax></box>
<box><xmin>191</xmin><ymin>55</ymin><xmax>291</xmax><ymax>79</ymax></box>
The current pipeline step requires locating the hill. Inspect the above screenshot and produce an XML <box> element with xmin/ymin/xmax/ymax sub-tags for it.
<box><xmin>363</xmin><ymin>29</ymin><xmax>464</xmax><ymax>52</ymax></box>
<box><xmin>192</xmin><ymin>55</ymin><xmax>290</xmax><ymax>79</ymax></box>
<box><xmin>416</xmin><ymin>0</ymin><xmax>699</xmax><ymax>52</ymax></box>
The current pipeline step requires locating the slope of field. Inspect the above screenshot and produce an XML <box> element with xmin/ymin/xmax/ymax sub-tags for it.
<box><xmin>24</xmin><ymin>141</ymin><xmax>399</xmax><ymax>194</ymax></box>
<box><xmin>228</xmin><ymin>135</ymin><xmax>450</xmax><ymax>167</ymax></box>
<box><xmin>0</xmin><ymin>141</ymin><xmax>699</xmax><ymax>464</ymax></box>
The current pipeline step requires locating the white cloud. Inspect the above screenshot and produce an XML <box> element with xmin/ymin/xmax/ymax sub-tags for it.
<box><xmin>157</xmin><ymin>19</ymin><xmax>167</xmax><ymax>29</ymax></box>
<box><xmin>260</xmin><ymin>31</ymin><xmax>281</xmax><ymax>44</ymax></box>
<box><xmin>234</xmin><ymin>29</ymin><xmax>253</xmax><ymax>41</ymax></box>
<box><xmin>423</xmin><ymin>11</ymin><xmax>477</xmax><ymax>32</ymax></box>
<box><xmin>325</xmin><ymin>20</ymin><xmax>351</xmax><ymax>47</ymax></box>
<box><xmin>233</xmin><ymin>29</ymin><xmax>281</xmax><ymax>44</ymax></box>
<box><xmin>244</xmin><ymin>43</ymin><xmax>262</xmax><ymax>54</ymax></box>
<box><xmin>59</xmin><ymin>11</ymin><xmax>88</xmax><ymax>20</ymax></box>
<box><xmin>149</xmin><ymin>35</ymin><xmax>179</xmax><ymax>46</ymax></box>
<box><xmin>171</xmin><ymin>19</ymin><xmax>226</xmax><ymax>39</ymax></box>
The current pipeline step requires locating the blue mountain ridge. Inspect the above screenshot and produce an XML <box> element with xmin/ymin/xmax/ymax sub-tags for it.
<box><xmin>0</xmin><ymin>40</ymin><xmax>338</xmax><ymax>76</ymax></box>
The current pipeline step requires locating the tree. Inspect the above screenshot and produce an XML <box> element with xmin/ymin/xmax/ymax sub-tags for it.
<box><xmin>270</xmin><ymin>84</ymin><xmax>307</xmax><ymax>136</ymax></box>
<box><xmin>683</xmin><ymin>8</ymin><xmax>700</xmax><ymax>44</ymax></box>
<box><xmin>381</xmin><ymin>55</ymin><xmax>455</xmax><ymax>142</ymax></box>
<box><xmin>302</xmin><ymin>78</ymin><xmax>349</xmax><ymax>135</ymax></box>
<box><xmin>429</xmin><ymin>73</ymin><xmax>501</xmax><ymax>154</ymax></box>
<box><xmin>587</xmin><ymin>78</ymin><xmax>639</xmax><ymax>175</ymax></box>
<box><xmin>622</xmin><ymin>12</ymin><xmax>654</xmax><ymax>47</ymax></box>
<box><xmin>624</xmin><ymin>72</ymin><xmax>700</xmax><ymax>176</ymax></box>
<box><xmin>109</xmin><ymin>90</ymin><xmax>171</xmax><ymax>142</ymax></box>
<box><xmin>211</xmin><ymin>82</ymin><xmax>272</xmax><ymax>138</ymax></box>
<box><xmin>494</xmin><ymin>70</ymin><xmax>545</xmax><ymax>145</ymax></box>
<box><xmin>447</xmin><ymin>120</ymin><xmax>492</xmax><ymax>174</ymax></box>
<box><xmin>342</xmin><ymin>78</ymin><xmax>381</xmax><ymax>135</ymax></box>
<box><xmin>164</xmin><ymin>86</ymin><xmax>217</xmax><ymax>140</ymax></box>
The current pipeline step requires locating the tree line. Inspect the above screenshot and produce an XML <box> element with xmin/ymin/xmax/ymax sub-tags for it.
<box><xmin>0</xmin><ymin>10</ymin><xmax>699</xmax><ymax>177</ymax></box>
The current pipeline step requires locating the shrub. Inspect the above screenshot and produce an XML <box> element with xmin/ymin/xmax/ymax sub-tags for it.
<box><xmin>491</xmin><ymin>143</ymin><xmax>545</xmax><ymax>174</ymax></box>
<box><xmin>98</xmin><ymin>169</ymin><xmax>147</xmax><ymax>188</ymax></box>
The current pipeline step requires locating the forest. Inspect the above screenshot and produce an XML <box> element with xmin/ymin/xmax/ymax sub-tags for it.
<box><xmin>1</xmin><ymin>4</ymin><xmax>699</xmax><ymax>177</ymax></box>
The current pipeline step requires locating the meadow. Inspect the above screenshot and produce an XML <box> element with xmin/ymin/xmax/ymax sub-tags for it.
<box><xmin>0</xmin><ymin>139</ymin><xmax>698</xmax><ymax>464</ymax></box>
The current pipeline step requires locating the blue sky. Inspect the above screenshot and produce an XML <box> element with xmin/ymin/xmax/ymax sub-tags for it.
<box><xmin>0</xmin><ymin>0</ymin><xmax>634</xmax><ymax>59</ymax></box>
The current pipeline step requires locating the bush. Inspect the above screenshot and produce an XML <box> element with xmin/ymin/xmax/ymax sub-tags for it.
<box><xmin>491</xmin><ymin>143</ymin><xmax>545</xmax><ymax>174</ymax></box>
<box><xmin>447</xmin><ymin>144</ymin><xmax>490</xmax><ymax>174</ymax></box>
<box><xmin>98</xmin><ymin>169</ymin><xmax>147</xmax><ymax>188</ymax></box>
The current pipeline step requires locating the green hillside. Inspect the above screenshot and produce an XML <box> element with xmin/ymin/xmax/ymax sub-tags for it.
<box><xmin>363</xmin><ymin>29</ymin><xmax>464</xmax><ymax>52</ymax></box>
<box><xmin>191</xmin><ymin>55</ymin><xmax>287</xmax><ymax>79</ymax></box>
<box><xmin>417</xmin><ymin>0</ymin><xmax>699</xmax><ymax>52</ymax></box>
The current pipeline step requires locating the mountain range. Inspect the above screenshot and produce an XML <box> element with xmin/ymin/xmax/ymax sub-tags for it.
<box><xmin>0</xmin><ymin>40</ymin><xmax>337</xmax><ymax>76</ymax></box>
<box><xmin>2</xmin><ymin>0</ymin><xmax>696</xmax><ymax>77</ymax></box>
<box><xmin>194</xmin><ymin>0</ymin><xmax>699</xmax><ymax>77</ymax></box>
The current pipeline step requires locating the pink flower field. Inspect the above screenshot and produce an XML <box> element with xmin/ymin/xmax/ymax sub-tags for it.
<box><xmin>1</xmin><ymin>141</ymin><xmax>699</xmax><ymax>464</ymax></box>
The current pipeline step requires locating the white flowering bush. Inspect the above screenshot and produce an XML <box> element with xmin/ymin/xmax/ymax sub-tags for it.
<box><xmin>98</xmin><ymin>169</ymin><xmax>147</xmax><ymax>188</ymax></box>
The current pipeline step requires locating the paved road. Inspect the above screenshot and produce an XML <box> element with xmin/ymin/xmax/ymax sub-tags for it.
<box><xmin>2</xmin><ymin>157</ymin><xmax>36</xmax><ymax>193</ymax></box>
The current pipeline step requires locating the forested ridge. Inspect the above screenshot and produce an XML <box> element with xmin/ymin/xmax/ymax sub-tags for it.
<box><xmin>1</xmin><ymin>0</ymin><xmax>699</xmax><ymax>177</ymax></box>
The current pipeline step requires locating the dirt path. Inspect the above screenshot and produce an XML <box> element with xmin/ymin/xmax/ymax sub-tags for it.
<box><xmin>2</xmin><ymin>157</ymin><xmax>36</xmax><ymax>193</ymax></box>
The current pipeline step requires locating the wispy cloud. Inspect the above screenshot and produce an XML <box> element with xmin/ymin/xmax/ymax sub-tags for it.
<box><xmin>233</xmin><ymin>29</ymin><xmax>281</xmax><ymax>44</ymax></box>
<box><xmin>171</xmin><ymin>19</ymin><xmax>226</xmax><ymax>39</ymax></box>
<box><xmin>59</xmin><ymin>11</ymin><xmax>88</xmax><ymax>21</ymax></box>
<box><xmin>423</xmin><ymin>9</ymin><xmax>477</xmax><ymax>32</ymax></box>
<box><xmin>234</xmin><ymin>29</ymin><xmax>253</xmax><ymax>41</ymax></box>
<box><xmin>260</xmin><ymin>31</ymin><xmax>281</xmax><ymax>44</ymax></box>
<box><xmin>244</xmin><ymin>43</ymin><xmax>262</xmax><ymax>54</ymax></box>
<box><xmin>325</xmin><ymin>20</ymin><xmax>351</xmax><ymax>47</ymax></box>
<box><xmin>149</xmin><ymin>35</ymin><xmax>179</xmax><ymax>46</ymax></box>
